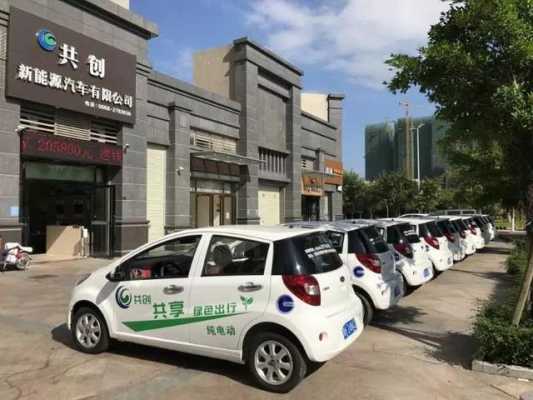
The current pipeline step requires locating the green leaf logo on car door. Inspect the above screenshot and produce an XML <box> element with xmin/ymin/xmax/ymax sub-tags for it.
<box><xmin>240</xmin><ymin>296</ymin><xmax>254</xmax><ymax>311</ymax></box>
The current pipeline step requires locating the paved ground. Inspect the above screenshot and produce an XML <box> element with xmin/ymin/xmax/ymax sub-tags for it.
<box><xmin>0</xmin><ymin>240</ymin><xmax>531</xmax><ymax>400</ymax></box>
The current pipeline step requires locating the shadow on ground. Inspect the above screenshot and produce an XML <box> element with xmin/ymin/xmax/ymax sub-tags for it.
<box><xmin>374</xmin><ymin>305</ymin><xmax>427</xmax><ymax>325</ymax></box>
<box><xmin>51</xmin><ymin>322</ymin><xmax>324</xmax><ymax>390</ymax></box>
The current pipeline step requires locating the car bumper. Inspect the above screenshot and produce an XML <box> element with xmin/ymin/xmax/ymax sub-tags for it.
<box><xmin>398</xmin><ymin>260</ymin><xmax>433</xmax><ymax>286</ymax></box>
<box><xmin>373</xmin><ymin>273</ymin><xmax>404</xmax><ymax>310</ymax></box>
<box><xmin>304</xmin><ymin>299</ymin><xmax>364</xmax><ymax>363</ymax></box>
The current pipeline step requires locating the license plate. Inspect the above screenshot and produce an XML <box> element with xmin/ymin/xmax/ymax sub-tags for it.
<box><xmin>394</xmin><ymin>285</ymin><xmax>401</xmax><ymax>297</ymax></box>
<box><xmin>423</xmin><ymin>268</ymin><xmax>430</xmax><ymax>277</ymax></box>
<box><xmin>343</xmin><ymin>319</ymin><xmax>357</xmax><ymax>339</ymax></box>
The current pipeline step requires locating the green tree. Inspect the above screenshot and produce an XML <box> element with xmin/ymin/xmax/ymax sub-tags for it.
<box><xmin>414</xmin><ymin>178</ymin><xmax>442</xmax><ymax>212</ymax></box>
<box><xmin>342</xmin><ymin>171</ymin><xmax>372</xmax><ymax>218</ymax></box>
<box><xmin>372</xmin><ymin>172</ymin><xmax>418</xmax><ymax>216</ymax></box>
<box><xmin>386</xmin><ymin>0</ymin><xmax>533</xmax><ymax>325</ymax></box>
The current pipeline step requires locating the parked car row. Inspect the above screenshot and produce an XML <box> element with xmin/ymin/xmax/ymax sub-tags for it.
<box><xmin>65</xmin><ymin>212</ymin><xmax>495</xmax><ymax>392</ymax></box>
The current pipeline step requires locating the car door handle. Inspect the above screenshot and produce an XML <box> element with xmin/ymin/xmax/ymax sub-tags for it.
<box><xmin>238</xmin><ymin>282</ymin><xmax>263</xmax><ymax>292</ymax></box>
<box><xmin>163</xmin><ymin>285</ymin><xmax>184</xmax><ymax>295</ymax></box>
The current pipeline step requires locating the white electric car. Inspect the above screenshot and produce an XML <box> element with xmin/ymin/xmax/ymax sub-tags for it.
<box><xmin>67</xmin><ymin>226</ymin><xmax>364</xmax><ymax>393</ymax></box>
<box><xmin>288</xmin><ymin>221</ymin><xmax>403</xmax><ymax>325</ymax></box>
<box><xmin>462</xmin><ymin>216</ymin><xmax>485</xmax><ymax>250</ymax></box>
<box><xmin>395</xmin><ymin>217</ymin><xmax>453</xmax><ymax>273</ymax></box>
<box><xmin>446</xmin><ymin>216</ymin><xmax>475</xmax><ymax>256</ymax></box>
<box><xmin>376</xmin><ymin>219</ymin><xmax>434</xmax><ymax>289</ymax></box>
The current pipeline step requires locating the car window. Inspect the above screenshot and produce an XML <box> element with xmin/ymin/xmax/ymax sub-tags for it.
<box><xmin>325</xmin><ymin>231</ymin><xmax>344</xmax><ymax>253</ymax></box>
<box><xmin>202</xmin><ymin>235</ymin><xmax>269</xmax><ymax>277</ymax></box>
<box><xmin>418</xmin><ymin>223</ymin><xmax>430</xmax><ymax>237</ymax></box>
<box><xmin>427</xmin><ymin>222</ymin><xmax>443</xmax><ymax>237</ymax></box>
<box><xmin>272</xmin><ymin>232</ymin><xmax>343</xmax><ymax>275</ymax></box>
<box><xmin>360</xmin><ymin>226</ymin><xmax>390</xmax><ymax>253</ymax></box>
<box><xmin>347</xmin><ymin>230</ymin><xmax>368</xmax><ymax>254</ymax></box>
<box><xmin>123</xmin><ymin>235</ymin><xmax>201</xmax><ymax>280</ymax></box>
<box><xmin>397</xmin><ymin>223</ymin><xmax>420</xmax><ymax>244</ymax></box>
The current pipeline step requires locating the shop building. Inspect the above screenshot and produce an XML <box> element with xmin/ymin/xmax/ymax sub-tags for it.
<box><xmin>0</xmin><ymin>0</ymin><xmax>344</xmax><ymax>257</ymax></box>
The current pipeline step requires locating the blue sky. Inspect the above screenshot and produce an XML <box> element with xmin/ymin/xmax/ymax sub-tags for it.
<box><xmin>131</xmin><ymin>0</ymin><xmax>447</xmax><ymax>177</ymax></box>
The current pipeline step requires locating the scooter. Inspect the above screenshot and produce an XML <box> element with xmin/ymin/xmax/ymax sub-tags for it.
<box><xmin>1</xmin><ymin>242</ymin><xmax>33</xmax><ymax>272</ymax></box>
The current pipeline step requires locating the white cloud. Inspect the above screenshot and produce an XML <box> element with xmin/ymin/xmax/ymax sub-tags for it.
<box><xmin>246</xmin><ymin>0</ymin><xmax>449</xmax><ymax>89</ymax></box>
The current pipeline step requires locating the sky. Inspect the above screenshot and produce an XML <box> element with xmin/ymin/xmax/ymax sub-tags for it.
<box><xmin>130</xmin><ymin>0</ymin><xmax>449</xmax><ymax>177</ymax></box>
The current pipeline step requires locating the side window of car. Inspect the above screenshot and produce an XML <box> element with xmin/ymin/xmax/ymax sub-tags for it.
<box><xmin>202</xmin><ymin>235</ymin><xmax>269</xmax><ymax>277</ymax></box>
<box><xmin>122</xmin><ymin>235</ymin><xmax>201</xmax><ymax>280</ymax></box>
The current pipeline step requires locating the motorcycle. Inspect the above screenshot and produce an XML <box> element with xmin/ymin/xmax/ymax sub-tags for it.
<box><xmin>1</xmin><ymin>242</ymin><xmax>33</xmax><ymax>272</ymax></box>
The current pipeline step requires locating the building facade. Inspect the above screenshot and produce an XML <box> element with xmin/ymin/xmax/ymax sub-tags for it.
<box><xmin>365</xmin><ymin>116</ymin><xmax>448</xmax><ymax>181</ymax></box>
<box><xmin>0</xmin><ymin>0</ymin><xmax>344</xmax><ymax>256</ymax></box>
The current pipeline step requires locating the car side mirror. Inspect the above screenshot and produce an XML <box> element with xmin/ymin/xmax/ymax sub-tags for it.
<box><xmin>106</xmin><ymin>267</ymin><xmax>125</xmax><ymax>282</ymax></box>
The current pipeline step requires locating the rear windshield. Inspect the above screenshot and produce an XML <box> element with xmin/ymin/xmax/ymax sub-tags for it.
<box><xmin>427</xmin><ymin>222</ymin><xmax>443</xmax><ymax>237</ymax></box>
<box><xmin>396</xmin><ymin>223</ymin><xmax>420</xmax><ymax>243</ymax></box>
<box><xmin>418</xmin><ymin>223</ymin><xmax>430</xmax><ymax>237</ymax></box>
<box><xmin>272</xmin><ymin>232</ymin><xmax>343</xmax><ymax>275</ymax></box>
<box><xmin>437</xmin><ymin>220</ymin><xmax>455</xmax><ymax>234</ymax></box>
<box><xmin>474</xmin><ymin>217</ymin><xmax>485</xmax><ymax>226</ymax></box>
<box><xmin>360</xmin><ymin>226</ymin><xmax>389</xmax><ymax>253</ymax></box>
<box><xmin>457</xmin><ymin>220</ymin><xmax>468</xmax><ymax>230</ymax></box>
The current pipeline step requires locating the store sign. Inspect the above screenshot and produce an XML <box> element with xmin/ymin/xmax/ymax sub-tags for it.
<box><xmin>302</xmin><ymin>174</ymin><xmax>323</xmax><ymax>197</ymax></box>
<box><xmin>324</xmin><ymin>160</ymin><xmax>343</xmax><ymax>185</ymax></box>
<box><xmin>6</xmin><ymin>8</ymin><xmax>136</xmax><ymax>124</ymax></box>
<box><xmin>21</xmin><ymin>131</ymin><xmax>123</xmax><ymax>166</ymax></box>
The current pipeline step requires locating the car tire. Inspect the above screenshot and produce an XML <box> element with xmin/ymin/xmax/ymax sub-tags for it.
<box><xmin>71</xmin><ymin>306</ymin><xmax>110</xmax><ymax>354</ymax></box>
<box><xmin>246</xmin><ymin>331</ymin><xmax>307</xmax><ymax>393</ymax></box>
<box><xmin>356</xmin><ymin>293</ymin><xmax>374</xmax><ymax>325</ymax></box>
<box><xmin>432</xmin><ymin>263</ymin><xmax>440</xmax><ymax>278</ymax></box>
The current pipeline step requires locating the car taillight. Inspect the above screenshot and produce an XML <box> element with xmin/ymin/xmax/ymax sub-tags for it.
<box><xmin>424</xmin><ymin>235</ymin><xmax>440</xmax><ymax>249</ymax></box>
<box><xmin>459</xmin><ymin>230</ymin><xmax>466</xmax><ymax>239</ymax></box>
<box><xmin>394</xmin><ymin>242</ymin><xmax>413</xmax><ymax>258</ymax></box>
<box><xmin>469</xmin><ymin>225</ymin><xmax>477</xmax><ymax>235</ymax></box>
<box><xmin>444</xmin><ymin>232</ymin><xmax>455</xmax><ymax>243</ymax></box>
<box><xmin>355</xmin><ymin>253</ymin><xmax>382</xmax><ymax>273</ymax></box>
<box><xmin>282</xmin><ymin>275</ymin><xmax>321</xmax><ymax>306</ymax></box>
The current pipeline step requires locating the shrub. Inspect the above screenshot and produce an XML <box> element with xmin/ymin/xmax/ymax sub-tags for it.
<box><xmin>506</xmin><ymin>240</ymin><xmax>527</xmax><ymax>276</ymax></box>
<box><xmin>474</xmin><ymin>240</ymin><xmax>533</xmax><ymax>367</ymax></box>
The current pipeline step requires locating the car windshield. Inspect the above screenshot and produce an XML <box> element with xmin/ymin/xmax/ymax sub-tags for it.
<box><xmin>427</xmin><ymin>222</ymin><xmax>443</xmax><ymax>237</ymax></box>
<box><xmin>458</xmin><ymin>220</ymin><xmax>468</xmax><ymax>230</ymax></box>
<box><xmin>396</xmin><ymin>223</ymin><xmax>420</xmax><ymax>243</ymax></box>
<box><xmin>437</xmin><ymin>220</ymin><xmax>455</xmax><ymax>234</ymax></box>
<box><xmin>272</xmin><ymin>232</ymin><xmax>343</xmax><ymax>275</ymax></box>
<box><xmin>325</xmin><ymin>230</ymin><xmax>344</xmax><ymax>253</ymax></box>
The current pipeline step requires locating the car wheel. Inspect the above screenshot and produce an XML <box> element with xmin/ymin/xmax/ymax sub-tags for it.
<box><xmin>72</xmin><ymin>306</ymin><xmax>110</xmax><ymax>354</ymax></box>
<box><xmin>432</xmin><ymin>263</ymin><xmax>440</xmax><ymax>278</ymax></box>
<box><xmin>356</xmin><ymin>293</ymin><xmax>374</xmax><ymax>325</ymax></box>
<box><xmin>246</xmin><ymin>332</ymin><xmax>307</xmax><ymax>393</ymax></box>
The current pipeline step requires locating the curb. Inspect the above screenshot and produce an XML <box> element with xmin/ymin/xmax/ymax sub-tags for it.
<box><xmin>472</xmin><ymin>359</ymin><xmax>533</xmax><ymax>380</ymax></box>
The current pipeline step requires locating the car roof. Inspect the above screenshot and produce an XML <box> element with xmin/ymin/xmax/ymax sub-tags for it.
<box><xmin>399</xmin><ymin>213</ymin><xmax>429</xmax><ymax>218</ymax></box>
<box><xmin>393</xmin><ymin>217</ymin><xmax>436</xmax><ymax>224</ymax></box>
<box><xmin>375</xmin><ymin>218</ymin><xmax>412</xmax><ymax>228</ymax></box>
<box><xmin>339</xmin><ymin>219</ymin><xmax>378</xmax><ymax>229</ymax></box>
<box><xmin>168</xmin><ymin>225</ymin><xmax>324</xmax><ymax>241</ymax></box>
<box><xmin>284</xmin><ymin>221</ymin><xmax>362</xmax><ymax>233</ymax></box>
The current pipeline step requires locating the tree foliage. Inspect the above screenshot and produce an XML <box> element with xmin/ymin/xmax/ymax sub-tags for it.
<box><xmin>386</xmin><ymin>0</ymin><xmax>533</xmax><ymax>210</ymax></box>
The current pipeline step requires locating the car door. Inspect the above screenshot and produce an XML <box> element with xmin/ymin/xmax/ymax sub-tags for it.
<box><xmin>188</xmin><ymin>234</ymin><xmax>271</xmax><ymax>350</ymax></box>
<box><xmin>111</xmin><ymin>234</ymin><xmax>204</xmax><ymax>346</ymax></box>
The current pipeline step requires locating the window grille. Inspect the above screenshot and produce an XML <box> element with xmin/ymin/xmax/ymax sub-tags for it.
<box><xmin>19</xmin><ymin>105</ymin><xmax>119</xmax><ymax>144</ymax></box>
<box><xmin>190</xmin><ymin>129</ymin><xmax>237</xmax><ymax>154</ymax></box>
<box><xmin>259</xmin><ymin>147</ymin><xmax>287</xmax><ymax>177</ymax></box>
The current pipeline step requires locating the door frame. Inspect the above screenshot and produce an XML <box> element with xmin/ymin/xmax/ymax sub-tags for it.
<box><xmin>193</xmin><ymin>193</ymin><xmax>235</xmax><ymax>227</ymax></box>
<box><xmin>90</xmin><ymin>184</ymin><xmax>115</xmax><ymax>258</ymax></box>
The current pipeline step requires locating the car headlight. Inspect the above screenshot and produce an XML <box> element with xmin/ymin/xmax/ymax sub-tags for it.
<box><xmin>75</xmin><ymin>273</ymin><xmax>91</xmax><ymax>286</ymax></box>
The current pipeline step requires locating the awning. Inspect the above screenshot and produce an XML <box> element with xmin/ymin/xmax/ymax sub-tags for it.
<box><xmin>191</xmin><ymin>150</ymin><xmax>263</xmax><ymax>166</ymax></box>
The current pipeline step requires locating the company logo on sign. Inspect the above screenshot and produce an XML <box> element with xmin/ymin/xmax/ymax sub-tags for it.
<box><xmin>36</xmin><ymin>29</ymin><xmax>57</xmax><ymax>51</ymax></box>
<box><xmin>115</xmin><ymin>286</ymin><xmax>132</xmax><ymax>309</ymax></box>
<box><xmin>353</xmin><ymin>266</ymin><xmax>365</xmax><ymax>278</ymax></box>
<box><xmin>277</xmin><ymin>295</ymin><xmax>294</xmax><ymax>313</ymax></box>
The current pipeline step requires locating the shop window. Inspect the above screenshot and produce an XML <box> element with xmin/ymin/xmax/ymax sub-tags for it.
<box><xmin>259</xmin><ymin>148</ymin><xmax>287</xmax><ymax>177</ymax></box>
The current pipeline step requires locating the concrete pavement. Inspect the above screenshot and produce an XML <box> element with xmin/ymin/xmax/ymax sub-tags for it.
<box><xmin>0</xmin><ymin>241</ymin><xmax>531</xmax><ymax>399</ymax></box>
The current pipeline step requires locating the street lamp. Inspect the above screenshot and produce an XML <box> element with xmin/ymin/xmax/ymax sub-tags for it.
<box><xmin>411</xmin><ymin>123</ymin><xmax>425</xmax><ymax>190</ymax></box>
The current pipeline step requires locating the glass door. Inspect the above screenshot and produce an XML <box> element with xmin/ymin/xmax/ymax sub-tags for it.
<box><xmin>91</xmin><ymin>185</ymin><xmax>114</xmax><ymax>257</ymax></box>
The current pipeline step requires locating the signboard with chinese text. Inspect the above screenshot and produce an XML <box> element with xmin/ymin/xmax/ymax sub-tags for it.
<box><xmin>21</xmin><ymin>131</ymin><xmax>123</xmax><ymax>166</ymax></box>
<box><xmin>301</xmin><ymin>174</ymin><xmax>323</xmax><ymax>196</ymax></box>
<box><xmin>6</xmin><ymin>8</ymin><xmax>136</xmax><ymax>124</ymax></box>
<box><xmin>324</xmin><ymin>160</ymin><xmax>343</xmax><ymax>185</ymax></box>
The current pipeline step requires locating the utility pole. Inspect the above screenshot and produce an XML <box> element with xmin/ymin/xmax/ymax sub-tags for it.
<box><xmin>411</xmin><ymin>123</ymin><xmax>425</xmax><ymax>190</ymax></box>
<box><xmin>399</xmin><ymin>101</ymin><xmax>412</xmax><ymax>179</ymax></box>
